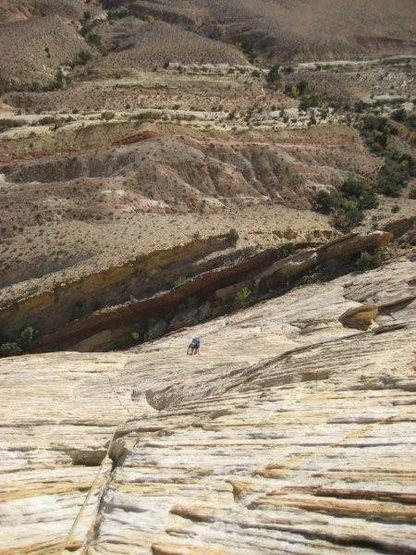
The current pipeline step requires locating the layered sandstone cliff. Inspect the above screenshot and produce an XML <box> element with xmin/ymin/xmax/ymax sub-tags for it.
<box><xmin>0</xmin><ymin>231</ymin><xmax>395</xmax><ymax>354</ymax></box>
<box><xmin>1</xmin><ymin>256</ymin><xmax>415</xmax><ymax>554</ymax></box>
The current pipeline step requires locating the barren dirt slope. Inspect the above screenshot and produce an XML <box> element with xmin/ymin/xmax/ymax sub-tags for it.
<box><xmin>125</xmin><ymin>0</ymin><xmax>416</xmax><ymax>61</ymax></box>
<box><xmin>99</xmin><ymin>19</ymin><xmax>249</xmax><ymax>70</ymax></box>
<box><xmin>0</xmin><ymin>0</ymin><xmax>98</xmax><ymax>23</ymax></box>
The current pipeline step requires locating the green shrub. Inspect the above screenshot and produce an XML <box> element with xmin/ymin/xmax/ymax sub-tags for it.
<box><xmin>130</xmin><ymin>330</ymin><xmax>140</xmax><ymax>344</ymax></box>
<box><xmin>356</xmin><ymin>250</ymin><xmax>382</xmax><ymax>271</ymax></box>
<box><xmin>0</xmin><ymin>342</ymin><xmax>22</xmax><ymax>357</ymax></box>
<box><xmin>297</xmin><ymin>80</ymin><xmax>308</xmax><ymax>95</ymax></box>
<box><xmin>391</xmin><ymin>108</ymin><xmax>406</xmax><ymax>122</ymax></box>
<box><xmin>360</xmin><ymin>116</ymin><xmax>392</xmax><ymax>157</ymax></box>
<box><xmin>341</xmin><ymin>178</ymin><xmax>365</xmax><ymax>198</ymax></box>
<box><xmin>54</xmin><ymin>68</ymin><xmax>65</xmax><ymax>89</ymax></box>
<box><xmin>387</xmin><ymin>146</ymin><xmax>415</xmax><ymax>173</ymax></box>
<box><xmin>0</xmin><ymin>325</ymin><xmax>37</xmax><ymax>357</ymax></box>
<box><xmin>173</xmin><ymin>276</ymin><xmax>187</xmax><ymax>288</ymax></box>
<box><xmin>361</xmin><ymin>115</ymin><xmax>390</xmax><ymax>133</ymax></box>
<box><xmin>87</xmin><ymin>33</ymin><xmax>101</xmax><ymax>47</ymax></box>
<box><xmin>406</xmin><ymin>113</ymin><xmax>416</xmax><ymax>129</ymax></box>
<box><xmin>354</xmin><ymin>100</ymin><xmax>367</xmax><ymax>113</ymax></box>
<box><xmin>279</xmin><ymin>243</ymin><xmax>296</xmax><ymax>258</ymax></box>
<box><xmin>300</xmin><ymin>94</ymin><xmax>321</xmax><ymax>111</ymax></box>
<box><xmin>19</xmin><ymin>326</ymin><xmax>35</xmax><ymax>348</ymax></box>
<box><xmin>359</xmin><ymin>189</ymin><xmax>379</xmax><ymax>209</ymax></box>
<box><xmin>368</xmin><ymin>141</ymin><xmax>385</xmax><ymax>155</ymax></box>
<box><xmin>0</xmin><ymin>119</ymin><xmax>25</xmax><ymax>133</ymax></box>
<box><xmin>38</xmin><ymin>116</ymin><xmax>59</xmax><ymax>125</ymax></box>
<box><xmin>284</xmin><ymin>83</ymin><xmax>299</xmax><ymax>98</ymax></box>
<box><xmin>108</xmin><ymin>7</ymin><xmax>127</xmax><ymax>20</ymax></box>
<box><xmin>227</xmin><ymin>228</ymin><xmax>239</xmax><ymax>244</ymax></box>
<box><xmin>409</xmin><ymin>187</ymin><xmax>416</xmax><ymax>199</ymax></box>
<box><xmin>235</xmin><ymin>287</ymin><xmax>251</xmax><ymax>306</ymax></box>
<box><xmin>74</xmin><ymin>50</ymin><xmax>92</xmax><ymax>66</ymax></box>
<box><xmin>341</xmin><ymin>178</ymin><xmax>378</xmax><ymax>209</ymax></box>
<box><xmin>26</xmin><ymin>81</ymin><xmax>41</xmax><ymax>92</ymax></box>
<box><xmin>332</xmin><ymin>200</ymin><xmax>364</xmax><ymax>231</ymax></box>
<box><xmin>266</xmin><ymin>64</ymin><xmax>281</xmax><ymax>88</ymax></box>
<box><xmin>360</xmin><ymin>111</ymin><xmax>414</xmax><ymax>198</ymax></box>
<box><xmin>377</xmin><ymin>163</ymin><xmax>408</xmax><ymax>197</ymax></box>
<box><xmin>130</xmin><ymin>111</ymin><xmax>160</xmax><ymax>122</ymax></box>
<box><xmin>113</xmin><ymin>329</ymin><xmax>142</xmax><ymax>349</ymax></box>
<box><xmin>80</xmin><ymin>16</ymin><xmax>102</xmax><ymax>48</ymax></box>
<box><xmin>314</xmin><ymin>190</ymin><xmax>340</xmax><ymax>214</ymax></box>
<box><xmin>101</xmin><ymin>111</ymin><xmax>115</xmax><ymax>121</ymax></box>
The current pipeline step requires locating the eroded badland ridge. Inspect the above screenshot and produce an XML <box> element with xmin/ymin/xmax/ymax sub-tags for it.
<box><xmin>0</xmin><ymin>1</ymin><xmax>416</xmax><ymax>553</ymax></box>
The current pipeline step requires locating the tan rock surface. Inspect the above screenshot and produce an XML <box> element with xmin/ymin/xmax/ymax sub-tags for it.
<box><xmin>1</xmin><ymin>258</ymin><xmax>415</xmax><ymax>554</ymax></box>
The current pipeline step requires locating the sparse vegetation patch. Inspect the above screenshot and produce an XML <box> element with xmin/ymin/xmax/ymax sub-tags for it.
<box><xmin>315</xmin><ymin>178</ymin><xmax>378</xmax><ymax>231</ymax></box>
<box><xmin>0</xmin><ymin>326</ymin><xmax>37</xmax><ymax>358</ymax></box>
<box><xmin>235</xmin><ymin>287</ymin><xmax>251</xmax><ymax>306</ymax></box>
<box><xmin>356</xmin><ymin>249</ymin><xmax>384</xmax><ymax>271</ymax></box>
<box><xmin>359</xmin><ymin>115</ymin><xmax>415</xmax><ymax>198</ymax></box>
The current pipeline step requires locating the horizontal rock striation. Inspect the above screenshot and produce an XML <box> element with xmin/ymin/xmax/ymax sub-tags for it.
<box><xmin>0</xmin><ymin>231</ymin><xmax>393</xmax><ymax>354</ymax></box>
<box><xmin>0</xmin><ymin>234</ymin><xmax>239</xmax><ymax>338</ymax></box>
<box><xmin>1</xmin><ymin>257</ymin><xmax>415</xmax><ymax>553</ymax></box>
<box><xmin>28</xmin><ymin>231</ymin><xmax>392</xmax><ymax>352</ymax></box>
<box><xmin>1</xmin><ymin>127</ymin><xmax>378</xmax><ymax>212</ymax></box>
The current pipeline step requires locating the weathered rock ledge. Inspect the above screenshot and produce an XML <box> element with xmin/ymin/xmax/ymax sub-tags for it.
<box><xmin>0</xmin><ymin>230</ymin><xmax>394</xmax><ymax>353</ymax></box>
<box><xmin>1</xmin><ymin>257</ymin><xmax>415</xmax><ymax>554</ymax></box>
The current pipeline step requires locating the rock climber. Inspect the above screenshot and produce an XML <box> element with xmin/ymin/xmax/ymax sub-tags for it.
<box><xmin>187</xmin><ymin>336</ymin><xmax>201</xmax><ymax>355</ymax></box>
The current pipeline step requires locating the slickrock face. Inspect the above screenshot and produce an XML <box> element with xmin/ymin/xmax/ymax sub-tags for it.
<box><xmin>1</xmin><ymin>258</ymin><xmax>415</xmax><ymax>554</ymax></box>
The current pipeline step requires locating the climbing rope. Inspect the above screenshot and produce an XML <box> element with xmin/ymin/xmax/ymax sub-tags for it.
<box><xmin>59</xmin><ymin>424</ymin><xmax>122</xmax><ymax>553</ymax></box>
<box><xmin>60</xmin><ymin>375</ymin><xmax>134</xmax><ymax>553</ymax></box>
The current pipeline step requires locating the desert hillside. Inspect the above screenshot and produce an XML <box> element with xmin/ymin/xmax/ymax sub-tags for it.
<box><xmin>0</xmin><ymin>0</ymin><xmax>98</xmax><ymax>23</ymax></box>
<box><xmin>0</xmin><ymin>0</ymin><xmax>415</xmax><ymax>386</ymax></box>
<box><xmin>1</xmin><ymin>0</ymin><xmax>416</xmax><ymax>86</ymax></box>
<box><xmin>115</xmin><ymin>0</ymin><xmax>416</xmax><ymax>61</ymax></box>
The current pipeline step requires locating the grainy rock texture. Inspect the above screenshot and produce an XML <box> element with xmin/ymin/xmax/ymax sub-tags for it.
<box><xmin>1</xmin><ymin>258</ymin><xmax>415</xmax><ymax>554</ymax></box>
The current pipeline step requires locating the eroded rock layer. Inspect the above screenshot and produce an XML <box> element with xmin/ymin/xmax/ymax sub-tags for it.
<box><xmin>0</xmin><ymin>231</ymin><xmax>393</xmax><ymax>353</ymax></box>
<box><xmin>1</xmin><ymin>257</ymin><xmax>415</xmax><ymax>554</ymax></box>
